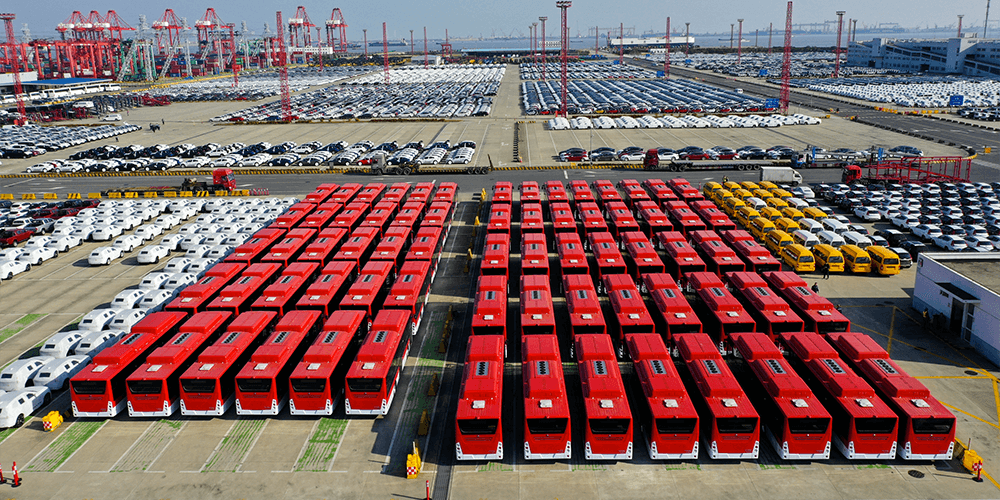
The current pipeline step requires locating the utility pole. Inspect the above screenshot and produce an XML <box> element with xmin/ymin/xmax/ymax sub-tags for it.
<box><xmin>363</xmin><ymin>28</ymin><xmax>367</xmax><ymax>56</ymax></box>
<box><xmin>685</xmin><ymin>22</ymin><xmax>690</xmax><ymax>56</ymax></box>
<box><xmin>539</xmin><ymin>16</ymin><xmax>547</xmax><ymax>79</ymax></box>
<box><xmin>410</xmin><ymin>29</ymin><xmax>414</xmax><ymax>55</ymax></box>
<box><xmin>423</xmin><ymin>26</ymin><xmax>428</xmax><ymax>68</ymax></box>
<box><xmin>730</xmin><ymin>23</ymin><xmax>734</xmax><ymax>49</ymax></box>
<box><xmin>557</xmin><ymin>0</ymin><xmax>571</xmax><ymax>117</ymax></box>
<box><xmin>737</xmin><ymin>19</ymin><xmax>744</xmax><ymax>63</ymax></box>
<box><xmin>986</xmin><ymin>0</ymin><xmax>991</xmax><ymax>38</ymax></box>
<box><xmin>619</xmin><ymin>22</ymin><xmax>624</xmax><ymax>64</ymax></box>
<box><xmin>768</xmin><ymin>22</ymin><xmax>773</xmax><ymax>54</ymax></box>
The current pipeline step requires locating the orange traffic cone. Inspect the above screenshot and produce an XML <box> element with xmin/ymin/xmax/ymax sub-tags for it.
<box><xmin>11</xmin><ymin>461</ymin><xmax>19</xmax><ymax>487</ymax></box>
<box><xmin>0</xmin><ymin>462</ymin><xmax>5</xmax><ymax>484</ymax></box>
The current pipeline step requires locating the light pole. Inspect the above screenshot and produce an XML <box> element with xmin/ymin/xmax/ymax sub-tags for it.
<box><xmin>363</xmin><ymin>28</ymin><xmax>367</xmax><ymax>56</ymax></box>
<box><xmin>958</xmin><ymin>14</ymin><xmax>964</xmax><ymax>37</ymax></box>
<box><xmin>730</xmin><ymin>23</ymin><xmax>734</xmax><ymax>49</ymax></box>
<box><xmin>685</xmin><ymin>22</ymin><xmax>690</xmax><ymax>56</ymax></box>
<box><xmin>410</xmin><ymin>29</ymin><xmax>414</xmax><ymax>55</ymax></box>
<box><xmin>539</xmin><ymin>16</ymin><xmax>547</xmax><ymax>78</ymax></box>
<box><xmin>737</xmin><ymin>19</ymin><xmax>744</xmax><ymax>63</ymax></box>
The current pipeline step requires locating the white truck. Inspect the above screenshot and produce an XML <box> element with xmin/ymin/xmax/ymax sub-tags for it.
<box><xmin>759</xmin><ymin>166</ymin><xmax>803</xmax><ymax>186</ymax></box>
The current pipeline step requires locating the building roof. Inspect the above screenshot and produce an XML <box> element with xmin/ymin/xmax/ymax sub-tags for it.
<box><xmin>926</xmin><ymin>253</ymin><xmax>1000</xmax><ymax>297</ymax></box>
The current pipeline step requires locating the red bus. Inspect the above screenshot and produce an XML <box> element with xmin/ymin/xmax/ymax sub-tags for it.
<box><xmin>592</xmin><ymin>180</ymin><xmax>622</xmax><ymax>209</ymax></box>
<box><xmin>408</xmin><ymin>182</ymin><xmax>435</xmax><ymax>206</ymax></box>
<box><xmin>344</xmin><ymin>309</ymin><xmax>411</xmax><ymax>415</ymax></box>
<box><xmin>652</xmin><ymin>230</ymin><xmax>685</xmax><ymax>252</ymax></box>
<box><xmin>555</xmin><ymin>231</ymin><xmax>588</xmax><ymax>278</ymax></box>
<box><xmin>731</xmin><ymin>332</ymin><xmax>832</xmax><ymax>460</ymax></box>
<box><xmin>361</xmin><ymin>203</ymin><xmax>396</xmax><ymax>237</ymax></box>
<box><xmin>668</xmin><ymin>207</ymin><xmax>707</xmax><ymax>236</ymax></box>
<box><xmin>662</xmin><ymin>200</ymin><xmax>691</xmax><ymax>213</ymax></box>
<box><xmin>382</xmin><ymin>182</ymin><xmax>411</xmax><ymax>204</ymax></box>
<box><xmin>828</xmin><ymin>332</ymin><xmax>956</xmax><ymax>460</ymax></box>
<box><xmin>695</xmin><ymin>239</ymin><xmax>746</xmax><ymax>277</ymax></box>
<box><xmin>688</xmin><ymin>230</ymin><xmax>720</xmax><ymax>246</ymax></box>
<box><xmin>178</xmin><ymin>311</ymin><xmax>278</xmax><ymax>415</ymax></box>
<box><xmin>626</xmin><ymin>333</ymin><xmax>700</xmax><ymax>459</ymax></box>
<box><xmin>637</xmin><ymin>206</ymin><xmax>672</xmax><ymax>238</ymax></box>
<box><xmin>549</xmin><ymin>202</ymin><xmax>577</xmax><ymax>235</ymax></box>
<box><xmin>492</xmin><ymin>181</ymin><xmax>513</xmax><ymax>205</ymax></box>
<box><xmin>261</xmin><ymin>227</ymin><xmax>318</xmax><ymax>267</ymax></box>
<box><xmin>371</xmin><ymin>225</ymin><xmax>412</xmax><ymax>276</ymax></box>
<box><xmin>481</xmin><ymin>233</ymin><xmax>510</xmax><ymax>279</ymax></box>
<box><xmin>298</xmin><ymin>227</ymin><xmax>348</xmax><ymax>265</ymax></box>
<box><xmin>70</xmin><ymin>312</ymin><xmax>189</xmax><ymax>417</ymax></box>
<box><xmin>605</xmin><ymin>201</ymin><xmax>641</xmax><ymax>238</ymax></box>
<box><xmin>522</xmin><ymin>334</ymin><xmax>572</xmax><ymax>460</ymax></box>
<box><xmin>433</xmin><ymin>182</ymin><xmax>458</xmax><ymax>203</ymax></box>
<box><xmin>781</xmin><ymin>331</ymin><xmax>899</xmax><ymax>459</ymax></box>
<box><xmin>544</xmin><ymin>180</ymin><xmax>569</xmax><ymax>204</ymax></box>
<box><xmin>206</xmin><ymin>262</ymin><xmax>282</xmax><ymax>316</ymax></box>
<box><xmin>355</xmin><ymin>183</ymin><xmax>386</xmax><ymax>204</ymax></box>
<box><xmin>289</xmin><ymin>310</ymin><xmax>367</xmax><ymax>415</ymax></box>
<box><xmin>687</xmin><ymin>272</ymin><xmax>756</xmax><ymax>352</ymax></box>
<box><xmin>407</xmin><ymin>226</ymin><xmax>445</xmax><ymax>280</ymax></box>
<box><xmin>731</xmin><ymin>240</ymin><xmax>783</xmax><ymax>273</ymax></box>
<box><xmin>271</xmin><ymin>207</ymin><xmax>312</xmax><ymax>230</ymax></box>
<box><xmin>333</xmin><ymin>226</ymin><xmax>380</xmax><ymax>270</ymax></box>
<box><xmin>235</xmin><ymin>310</ymin><xmax>323</xmax><ymax>415</ymax></box>
<box><xmin>520</xmin><ymin>181</ymin><xmax>541</xmax><ymax>204</ymax></box>
<box><xmin>224</xmin><ymin>228</ymin><xmax>285</xmax><ymax>264</ymax></box>
<box><xmin>126</xmin><ymin>311</ymin><xmax>231</xmax><ymax>417</ymax></box>
<box><xmin>666</xmin><ymin>179</ymin><xmax>704</xmax><ymax>203</ymax></box>
<box><xmin>620</xmin><ymin>232</ymin><xmax>664</xmax><ymax>281</ymax></box>
<box><xmin>330</xmin><ymin>201</ymin><xmax>371</xmax><ymax>231</ymax></box>
<box><xmin>521</xmin><ymin>232</ymin><xmax>550</xmax><ymax>277</ymax></box>
<box><xmin>304</xmin><ymin>184</ymin><xmax>337</xmax><ymax>204</ymax></box>
<box><xmin>569</xmin><ymin>180</ymin><xmax>595</xmax><ymax>205</ymax></box>
<box><xmin>299</xmin><ymin>207</ymin><xmax>339</xmax><ymax>230</ymax></box>
<box><xmin>384</xmin><ymin>260</ymin><xmax>433</xmax><ymax>337</ymax></box>
<box><xmin>603</xmin><ymin>274</ymin><xmax>656</xmax><ymax>356</ymax></box>
<box><xmin>487</xmin><ymin>204</ymin><xmax>513</xmax><ymax>236</ymax></box>
<box><xmin>575</xmin><ymin>334</ymin><xmax>633</xmax><ymax>460</ymax></box>
<box><xmin>296</xmin><ymin>260</ymin><xmax>358</xmax><ymax>316</ymax></box>
<box><xmin>720</xmin><ymin>229</ymin><xmax>755</xmax><ymax>245</ymax></box>
<box><xmin>660</xmin><ymin>237</ymin><xmax>707</xmax><ymax>283</ymax></box>
<box><xmin>164</xmin><ymin>262</ymin><xmax>246</xmax><ymax>315</ymax></box>
<box><xmin>456</xmin><ymin>335</ymin><xmax>505</xmax><ymax>460</ymax></box>
<box><xmin>520</xmin><ymin>274</ymin><xmax>556</xmax><ymax>336</ymax></box>
<box><xmin>341</xmin><ymin>260</ymin><xmax>396</xmax><ymax>329</ymax></box>
<box><xmin>422</xmin><ymin>201</ymin><xmax>454</xmax><ymax>236</ymax></box>
<box><xmin>694</xmin><ymin>206</ymin><xmax>737</xmax><ymax>232</ymax></box>
<box><xmin>762</xmin><ymin>271</ymin><xmax>851</xmax><ymax>334</ymax></box>
<box><xmin>520</xmin><ymin>202</ymin><xmax>545</xmax><ymax>234</ymax></box>
<box><xmin>726</xmin><ymin>272</ymin><xmax>805</xmax><ymax>339</ymax></box>
<box><xmin>576</xmin><ymin>201</ymin><xmax>609</xmax><ymax>238</ymax></box>
<box><xmin>642</xmin><ymin>273</ymin><xmax>702</xmax><ymax>341</ymax></box>
<box><xmin>563</xmin><ymin>274</ymin><xmax>606</xmax><ymax>337</ymax></box>
<box><xmin>675</xmin><ymin>333</ymin><xmax>760</xmax><ymax>459</ymax></box>
<box><xmin>329</xmin><ymin>182</ymin><xmax>363</xmax><ymax>204</ymax></box>
<box><xmin>471</xmin><ymin>275</ymin><xmax>509</xmax><ymax>341</ymax></box>
<box><xmin>588</xmin><ymin>232</ymin><xmax>626</xmax><ymax>292</ymax></box>
<box><xmin>619</xmin><ymin>178</ymin><xmax>651</xmax><ymax>208</ymax></box>
<box><xmin>390</xmin><ymin>203</ymin><xmax>423</xmax><ymax>232</ymax></box>
<box><xmin>642</xmin><ymin>178</ymin><xmax>678</xmax><ymax>205</ymax></box>
<box><xmin>252</xmin><ymin>262</ymin><xmax>321</xmax><ymax>316</ymax></box>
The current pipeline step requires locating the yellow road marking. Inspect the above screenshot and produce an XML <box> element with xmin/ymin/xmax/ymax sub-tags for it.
<box><xmin>994</xmin><ymin>379</ymin><xmax>1000</xmax><ymax>434</ymax></box>
<box><xmin>940</xmin><ymin>401</ymin><xmax>1000</xmax><ymax>431</ymax></box>
<box><xmin>914</xmin><ymin>376</ymin><xmax>990</xmax><ymax>379</ymax></box>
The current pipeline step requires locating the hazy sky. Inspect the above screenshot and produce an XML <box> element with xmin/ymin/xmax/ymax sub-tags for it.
<box><xmin>15</xmin><ymin>0</ymin><xmax>988</xmax><ymax>40</ymax></box>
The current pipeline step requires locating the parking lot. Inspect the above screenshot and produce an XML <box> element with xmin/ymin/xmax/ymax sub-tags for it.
<box><xmin>0</xmin><ymin>61</ymin><xmax>997</xmax><ymax>500</ymax></box>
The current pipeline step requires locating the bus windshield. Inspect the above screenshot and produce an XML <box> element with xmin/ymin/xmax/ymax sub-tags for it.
<box><xmin>236</xmin><ymin>378</ymin><xmax>272</xmax><ymax>393</ymax></box>
<box><xmin>458</xmin><ymin>418</ymin><xmax>499</xmax><ymax>435</ymax></box>
<box><xmin>589</xmin><ymin>418</ymin><xmax>630</xmax><ymax>435</ymax></box>
<box><xmin>788</xmin><ymin>417</ymin><xmax>830</xmax><ymax>434</ymax></box>
<box><xmin>855</xmin><ymin>417</ymin><xmax>896</xmax><ymax>434</ymax></box>
<box><xmin>180</xmin><ymin>379</ymin><xmax>216</xmax><ymax>393</ymax></box>
<box><xmin>717</xmin><ymin>417</ymin><xmax>758</xmax><ymax>434</ymax></box>
<box><xmin>656</xmin><ymin>418</ymin><xmax>697</xmax><ymax>434</ymax></box>
<box><xmin>911</xmin><ymin>418</ymin><xmax>954</xmax><ymax>434</ymax></box>
<box><xmin>527</xmin><ymin>418</ymin><xmax>568</xmax><ymax>435</ymax></box>
<box><xmin>347</xmin><ymin>377</ymin><xmax>383</xmax><ymax>393</ymax></box>
<box><xmin>71</xmin><ymin>380</ymin><xmax>107</xmax><ymax>395</ymax></box>
<box><xmin>126</xmin><ymin>380</ymin><xmax>163</xmax><ymax>395</ymax></box>
<box><xmin>290</xmin><ymin>378</ymin><xmax>327</xmax><ymax>393</ymax></box>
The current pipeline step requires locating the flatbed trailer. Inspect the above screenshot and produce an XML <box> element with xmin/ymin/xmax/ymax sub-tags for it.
<box><xmin>841</xmin><ymin>156</ymin><xmax>971</xmax><ymax>185</ymax></box>
<box><xmin>368</xmin><ymin>154</ymin><xmax>492</xmax><ymax>175</ymax></box>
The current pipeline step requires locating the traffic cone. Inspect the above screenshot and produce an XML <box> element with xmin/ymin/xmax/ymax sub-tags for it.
<box><xmin>0</xmin><ymin>462</ymin><xmax>5</xmax><ymax>484</ymax></box>
<box><xmin>11</xmin><ymin>461</ymin><xmax>19</xmax><ymax>487</ymax></box>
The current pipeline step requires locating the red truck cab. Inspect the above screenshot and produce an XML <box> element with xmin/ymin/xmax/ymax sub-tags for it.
<box><xmin>213</xmin><ymin>169</ymin><xmax>237</xmax><ymax>191</ymax></box>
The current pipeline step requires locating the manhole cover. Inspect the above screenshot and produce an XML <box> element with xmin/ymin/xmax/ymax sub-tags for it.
<box><xmin>908</xmin><ymin>470</ymin><xmax>925</xmax><ymax>479</ymax></box>
<box><xmin>966</xmin><ymin>370</ymin><xmax>979</xmax><ymax>376</ymax></box>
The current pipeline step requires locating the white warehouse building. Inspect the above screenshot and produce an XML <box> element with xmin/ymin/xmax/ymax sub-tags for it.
<box><xmin>848</xmin><ymin>36</ymin><xmax>1000</xmax><ymax>76</ymax></box>
<box><xmin>912</xmin><ymin>253</ymin><xmax>1000</xmax><ymax>366</ymax></box>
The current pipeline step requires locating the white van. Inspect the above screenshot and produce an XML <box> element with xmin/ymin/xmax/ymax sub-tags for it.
<box><xmin>75</xmin><ymin>330</ymin><xmax>126</xmax><ymax>357</ymax></box>
<box><xmin>799</xmin><ymin>218</ymin><xmax>824</xmax><ymax>234</ymax></box>
<box><xmin>843</xmin><ymin>231</ymin><xmax>874</xmax><ymax>249</ymax></box>
<box><xmin>78</xmin><ymin>308</ymin><xmax>118</xmax><ymax>331</ymax></box>
<box><xmin>743</xmin><ymin>197</ymin><xmax>767</xmax><ymax>211</ymax></box>
<box><xmin>791</xmin><ymin>229</ymin><xmax>820</xmax><ymax>249</ymax></box>
<box><xmin>816</xmin><ymin>230</ymin><xmax>846</xmax><ymax>248</ymax></box>
<box><xmin>0</xmin><ymin>357</ymin><xmax>53</xmax><ymax>391</ymax></box>
<box><xmin>39</xmin><ymin>331</ymin><xmax>85</xmax><ymax>358</ymax></box>
<box><xmin>821</xmin><ymin>218</ymin><xmax>850</xmax><ymax>235</ymax></box>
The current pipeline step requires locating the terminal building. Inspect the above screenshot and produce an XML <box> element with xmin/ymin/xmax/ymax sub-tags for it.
<box><xmin>847</xmin><ymin>37</ymin><xmax>1000</xmax><ymax>76</ymax></box>
<box><xmin>912</xmin><ymin>253</ymin><xmax>1000</xmax><ymax>366</ymax></box>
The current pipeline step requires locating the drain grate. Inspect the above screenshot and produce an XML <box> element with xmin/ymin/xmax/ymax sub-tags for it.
<box><xmin>908</xmin><ymin>470</ymin><xmax>925</xmax><ymax>479</ymax></box>
<box><xmin>966</xmin><ymin>370</ymin><xmax>979</xmax><ymax>376</ymax></box>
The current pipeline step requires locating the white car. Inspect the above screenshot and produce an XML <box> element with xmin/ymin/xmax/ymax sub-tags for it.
<box><xmin>933</xmin><ymin>234</ymin><xmax>968</xmax><ymax>251</ymax></box>
<box><xmin>39</xmin><ymin>331</ymin><xmax>85</xmax><ymax>358</ymax></box>
<box><xmin>163</xmin><ymin>257</ymin><xmax>194</xmax><ymax>273</ymax></box>
<box><xmin>31</xmin><ymin>356</ymin><xmax>90</xmax><ymax>391</ymax></box>
<box><xmin>891</xmin><ymin>215</ymin><xmax>919</xmax><ymax>230</ymax></box>
<box><xmin>70</xmin><ymin>226</ymin><xmax>98</xmax><ymax>242</ymax></box>
<box><xmin>0</xmin><ymin>259</ymin><xmax>30</xmax><ymax>280</ymax></box>
<box><xmin>17</xmin><ymin>246</ymin><xmax>58</xmax><ymax>266</ymax></box>
<box><xmin>137</xmin><ymin>289</ymin><xmax>175</xmax><ymax>312</ymax></box>
<box><xmin>790</xmin><ymin>187</ymin><xmax>815</xmax><ymax>199</ymax></box>
<box><xmin>913</xmin><ymin>224</ymin><xmax>943</xmax><ymax>241</ymax></box>
<box><xmin>47</xmin><ymin>234</ymin><xmax>83</xmax><ymax>252</ymax></box>
<box><xmin>74</xmin><ymin>330</ymin><xmax>125</xmax><ymax>357</ymax></box>
<box><xmin>0</xmin><ymin>387</ymin><xmax>52</xmax><ymax>428</ymax></box>
<box><xmin>853</xmin><ymin>207</ymin><xmax>881</xmax><ymax>221</ymax></box>
<box><xmin>78</xmin><ymin>308</ymin><xmax>118</xmax><ymax>331</ymax></box>
<box><xmin>185</xmin><ymin>258</ymin><xmax>216</xmax><ymax>277</ymax></box>
<box><xmin>111</xmin><ymin>289</ymin><xmax>147</xmax><ymax>309</ymax></box>
<box><xmin>159</xmin><ymin>234</ymin><xmax>186</xmax><ymax>251</ymax></box>
<box><xmin>153</xmin><ymin>215</ymin><xmax>181</xmax><ymax>229</ymax></box>
<box><xmin>137</xmin><ymin>245</ymin><xmax>170</xmax><ymax>264</ymax></box>
<box><xmin>109</xmin><ymin>309</ymin><xmax>146</xmax><ymax>331</ymax></box>
<box><xmin>91</xmin><ymin>224</ymin><xmax>125</xmax><ymax>242</ymax></box>
<box><xmin>88</xmin><ymin>246</ymin><xmax>125</xmax><ymax>266</ymax></box>
<box><xmin>139</xmin><ymin>272</ymin><xmax>172</xmax><ymax>290</ymax></box>
<box><xmin>134</xmin><ymin>225</ymin><xmax>164</xmax><ymax>241</ymax></box>
<box><xmin>112</xmin><ymin>234</ymin><xmax>144</xmax><ymax>252</ymax></box>
<box><xmin>162</xmin><ymin>273</ymin><xmax>197</xmax><ymax>291</ymax></box>
<box><xmin>180</xmin><ymin>235</ymin><xmax>208</xmax><ymax>251</ymax></box>
<box><xmin>102</xmin><ymin>113</ymin><xmax>122</xmax><ymax>121</ymax></box>
<box><xmin>965</xmin><ymin>236</ymin><xmax>994</xmax><ymax>249</ymax></box>
<box><xmin>0</xmin><ymin>248</ymin><xmax>24</xmax><ymax>261</ymax></box>
<box><xmin>185</xmin><ymin>245</ymin><xmax>214</xmax><ymax>259</ymax></box>
<box><xmin>24</xmin><ymin>236</ymin><xmax>54</xmax><ymax>249</ymax></box>
<box><xmin>0</xmin><ymin>357</ymin><xmax>52</xmax><ymax>391</ymax></box>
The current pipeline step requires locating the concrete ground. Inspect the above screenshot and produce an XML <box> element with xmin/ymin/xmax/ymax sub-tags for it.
<box><xmin>0</xmin><ymin>63</ymin><xmax>997</xmax><ymax>500</ymax></box>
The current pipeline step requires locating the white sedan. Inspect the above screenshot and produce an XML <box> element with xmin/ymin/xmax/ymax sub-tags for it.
<box><xmin>0</xmin><ymin>387</ymin><xmax>52</xmax><ymax>428</ymax></box>
<box><xmin>17</xmin><ymin>246</ymin><xmax>58</xmax><ymax>266</ymax></box>
<box><xmin>24</xmin><ymin>236</ymin><xmax>54</xmax><ymax>249</ymax></box>
<box><xmin>88</xmin><ymin>246</ymin><xmax>125</xmax><ymax>266</ymax></box>
<box><xmin>0</xmin><ymin>248</ymin><xmax>24</xmax><ymax>261</ymax></box>
<box><xmin>159</xmin><ymin>234</ymin><xmax>186</xmax><ymax>251</ymax></box>
<box><xmin>933</xmin><ymin>234</ymin><xmax>968</xmax><ymax>251</ymax></box>
<box><xmin>91</xmin><ymin>224</ymin><xmax>125</xmax><ymax>242</ymax></box>
<box><xmin>46</xmin><ymin>234</ymin><xmax>83</xmax><ymax>252</ymax></box>
<box><xmin>0</xmin><ymin>259</ymin><xmax>30</xmax><ymax>280</ymax></box>
<box><xmin>30</xmin><ymin>356</ymin><xmax>90</xmax><ymax>391</ymax></box>
<box><xmin>134</xmin><ymin>224</ymin><xmax>164</xmax><ymax>240</ymax></box>
<box><xmin>153</xmin><ymin>215</ymin><xmax>182</xmax><ymax>229</ymax></box>
<box><xmin>112</xmin><ymin>234</ymin><xmax>144</xmax><ymax>252</ymax></box>
<box><xmin>853</xmin><ymin>206</ymin><xmax>881</xmax><ymax>221</ymax></box>
<box><xmin>137</xmin><ymin>245</ymin><xmax>170</xmax><ymax>264</ymax></box>
<box><xmin>163</xmin><ymin>257</ymin><xmax>193</xmax><ymax>273</ymax></box>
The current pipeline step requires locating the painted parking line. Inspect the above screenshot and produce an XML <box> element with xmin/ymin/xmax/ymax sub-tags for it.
<box><xmin>110</xmin><ymin>419</ymin><xmax>187</xmax><ymax>472</ymax></box>
<box><xmin>201</xmin><ymin>418</ymin><xmax>268</xmax><ymax>473</ymax></box>
<box><xmin>291</xmin><ymin>418</ymin><xmax>349</xmax><ymax>472</ymax></box>
<box><xmin>0</xmin><ymin>313</ymin><xmax>47</xmax><ymax>345</ymax></box>
<box><xmin>24</xmin><ymin>420</ymin><xmax>106</xmax><ymax>473</ymax></box>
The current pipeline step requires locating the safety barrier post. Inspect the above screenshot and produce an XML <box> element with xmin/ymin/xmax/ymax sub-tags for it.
<box><xmin>87</xmin><ymin>192</ymin><xmax>102</xmax><ymax>199</ymax></box>
<box><xmin>0</xmin><ymin>193</ymin><xmax>12</xmax><ymax>200</ymax></box>
<box><xmin>180</xmin><ymin>191</ymin><xmax>193</xmax><ymax>197</ymax></box>
<box><xmin>20</xmin><ymin>193</ymin><xmax>35</xmax><ymax>200</ymax></box>
<box><xmin>215</xmin><ymin>190</ymin><xmax>228</xmax><ymax>197</ymax></box>
<box><xmin>108</xmin><ymin>192</ymin><xmax>122</xmax><ymax>199</ymax></box>
<box><xmin>418</xmin><ymin>410</ymin><xmax>430</xmax><ymax>436</ymax></box>
<box><xmin>406</xmin><ymin>441</ymin><xmax>422</xmax><ymax>478</ymax></box>
<box><xmin>67</xmin><ymin>193</ymin><xmax>81</xmax><ymax>199</ymax></box>
<box><xmin>144</xmin><ymin>191</ymin><xmax>158</xmax><ymax>198</ymax></box>
<box><xmin>427</xmin><ymin>373</ymin><xmax>439</xmax><ymax>396</ymax></box>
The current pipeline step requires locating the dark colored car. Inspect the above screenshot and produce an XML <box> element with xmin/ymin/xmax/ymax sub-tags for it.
<box><xmin>874</xmin><ymin>229</ymin><xmax>907</xmax><ymax>246</ymax></box>
<box><xmin>899</xmin><ymin>240</ymin><xmax>929</xmax><ymax>257</ymax></box>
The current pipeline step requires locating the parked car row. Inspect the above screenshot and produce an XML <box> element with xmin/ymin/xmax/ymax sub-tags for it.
<box><xmin>556</xmin><ymin>144</ymin><xmax>832</xmax><ymax>163</ymax></box>
<box><xmin>522</xmin><ymin>78</ymin><xmax>769</xmax><ymax>115</ymax></box>
<box><xmin>547</xmin><ymin>112</ymin><xmax>819</xmax><ymax>130</ymax></box>
<box><xmin>146</xmin><ymin>68</ymin><xmax>366</xmax><ymax>102</ymax></box>
<box><xmin>519</xmin><ymin>61</ymin><xmax>656</xmax><ymax>80</ymax></box>
<box><xmin>649</xmin><ymin>51</ymin><xmax>899</xmax><ymax>79</ymax></box>
<box><xmin>0</xmin><ymin>123</ymin><xmax>139</xmax><ymax>159</ymax></box>
<box><xmin>789</xmin><ymin>75</ymin><xmax>1000</xmax><ymax>108</ymax></box>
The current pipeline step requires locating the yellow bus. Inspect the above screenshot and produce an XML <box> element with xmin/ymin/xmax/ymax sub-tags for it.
<box><xmin>840</xmin><ymin>245</ymin><xmax>872</xmax><ymax>273</ymax></box>
<box><xmin>780</xmin><ymin>244</ymin><xmax>816</xmax><ymax>273</ymax></box>
<box><xmin>735</xmin><ymin>206</ymin><xmax>760</xmax><ymax>228</ymax></box>
<box><xmin>867</xmin><ymin>246</ymin><xmax>901</xmax><ymax>276</ymax></box>
<box><xmin>812</xmin><ymin>244</ymin><xmax>844</xmax><ymax>273</ymax></box>
<box><xmin>750</xmin><ymin>217</ymin><xmax>776</xmax><ymax>241</ymax></box>
<box><xmin>765</xmin><ymin>229</ymin><xmax>794</xmax><ymax>254</ymax></box>
<box><xmin>774</xmin><ymin>217</ymin><xmax>800</xmax><ymax>233</ymax></box>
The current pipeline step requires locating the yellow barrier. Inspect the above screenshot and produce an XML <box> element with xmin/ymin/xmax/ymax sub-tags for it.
<box><xmin>41</xmin><ymin>411</ymin><xmax>63</xmax><ymax>432</ymax></box>
<box><xmin>108</xmin><ymin>192</ymin><xmax>122</xmax><ymax>199</ymax></box>
<box><xmin>418</xmin><ymin>409</ymin><xmax>430</xmax><ymax>436</ymax></box>
<box><xmin>0</xmin><ymin>193</ymin><xmax>12</xmax><ymax>200</ymax></box>
<box><xmin>180</xmin><ymin>191</ymin><xmax>193</xmax><ymax>197</ymax></box>
<box><xmin>144</xmin><ymin>191</ymin><xmax>158</xmax><ymax>198</ymax></box>
<box><xmin>124</xmin><ymin>192</ymin><xmax>137</xmax><ymax>198</ymax></box>
<box><xmin>164</xmin><ymin>191</ymin><xmax>177</xmax><ymax>198</ymax></box>
<box><xmin>214</xmin><ymin>190</ymin><xmax>228</xmax><ymax>197</ymax></box>
<box><xmin>987</xmin><ymin>147</ymin><xmax>993</xmax><ymax>154</ymax></box>
<box><xmin>67</xmin><ymin>193</ymin><xmax>81</xmax><ymax>199</ymax></box>
<box><xmin>87</xmin><ymin>193</ymin><xmax>102</xmax><ymax>199</ymax></box>
<box><xmin>21</xmin><ymin>193</ymin><xmax>35</xmax><ymax>200</ymax></box>
<box><xmin>406</xmin><ymin>440</ymin><xmax>422</xmax><ymax>479</ymax></box>
<box><xmin>43</xmin><ymin>193</ymin><xmax>58</xmax><ymax>200</ymax></box>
